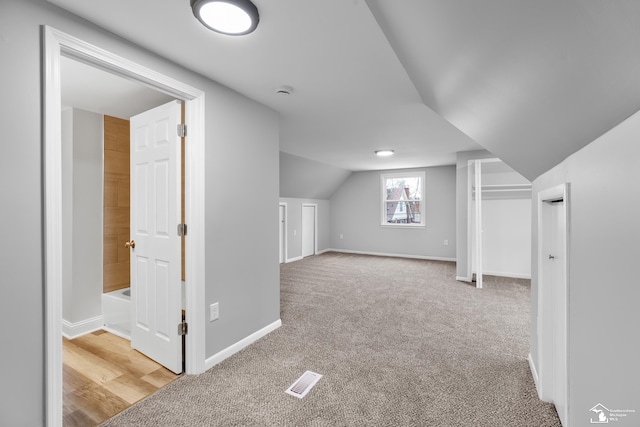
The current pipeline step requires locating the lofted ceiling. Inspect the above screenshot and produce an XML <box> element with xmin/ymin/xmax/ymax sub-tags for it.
<box><xmin>49</xmin><ymin>0</ymin><xmax>640</xmax><ymax>180</ymax></box>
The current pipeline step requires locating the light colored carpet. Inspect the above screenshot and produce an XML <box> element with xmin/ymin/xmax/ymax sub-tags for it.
<box><xmin>101</xmin><ymin>252</ymin><xmax>561</xmax><ymax>426</ymax></box>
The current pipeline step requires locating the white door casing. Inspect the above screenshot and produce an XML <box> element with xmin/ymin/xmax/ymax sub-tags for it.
<box><xmin>551</xmin><ymin>200</ymin><xmax>567</xmax><ymax>426</ymax></box>
<box><xmin>537</xmin><ymin>183</ymin><xmax>569</xmax><ymax>426</ymax></box>
<box><xmin>302</xmin><ymin>205</ymin><xmax>316</xmax><ymax>258</ymax></box>
<box><xmin>130</xmin><ymin>100</ymin><xmax>183</xmax><ymax>374</ymax></box>
<box><xmin>44</xmin><ymin>26</ymin><xmax>206</xmax><ymax>426</ymax></box>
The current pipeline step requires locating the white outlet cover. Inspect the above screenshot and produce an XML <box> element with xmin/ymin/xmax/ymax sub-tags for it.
<box><xmin>210</xmin><ymin>302</ymin><xmax>219</xmax><ymax>321</ymax></box>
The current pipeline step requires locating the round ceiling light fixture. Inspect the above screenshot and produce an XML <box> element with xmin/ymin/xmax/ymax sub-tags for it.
<box><xmin>276</xmin><ymin>86</ymin><xmax>293</xmax><ymax>96</ymax></box>
<box><xmin>375</xmin><ymin>150</ymin><xmax>395</xmax><ymax>157</ymax></box>
<box><xmin>191</xmin><ymin>0</ymin><xmax>260</xmax><ymax>35</ymax></box>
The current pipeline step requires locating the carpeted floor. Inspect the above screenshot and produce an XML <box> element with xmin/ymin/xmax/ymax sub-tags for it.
<box><xmin>101</xmin><ymin>252</ymin><xmax>561</xmax><ymax>426</ymax></box>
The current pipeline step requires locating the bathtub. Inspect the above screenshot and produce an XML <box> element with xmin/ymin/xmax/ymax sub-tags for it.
<box><xmin>102</xmin><ymin>287</ymin><xmax>131</xmax><ymax>340</ymax></box>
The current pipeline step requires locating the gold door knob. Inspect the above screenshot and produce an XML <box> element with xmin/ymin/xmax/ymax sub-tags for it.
<box><xmin>124</xmin><ymin>240</ymin><xmax>136</xmax><ymax>249</ymax></box>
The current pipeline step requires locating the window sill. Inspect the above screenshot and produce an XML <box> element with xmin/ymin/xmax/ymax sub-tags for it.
<box><xmin>380</xmin><ymin>224</ymin><xmax>426</xmax><ymax>230</ymax></box>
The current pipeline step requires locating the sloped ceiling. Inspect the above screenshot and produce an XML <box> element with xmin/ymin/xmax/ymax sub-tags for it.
<box><xmin>367</xmin><ymin>0</ymin><xmax>640</xmax><ymax>180</ymax></box>
<box><xmin>48</xmin><ymin>0</ymin><xmax>640</xmax><ymax>181</ymax></box>
<box><xmin>280</xmin><ymin>152</ymin><xmax>351</xmax><ymax>199</ymax></box>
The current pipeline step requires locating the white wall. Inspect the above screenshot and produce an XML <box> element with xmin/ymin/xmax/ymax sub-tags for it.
<box><xmin>531</xmin><ymin>109</ymin><xmax>640</xmax><ymax>425</ymax></box>
<box><xmin>478</xmin><ymin>198</ymin><xmax>531</xmax><ymax>278</ymax></box>
<box><xmin>330</xmin><ymin>166</ymin><xmax>456</xmax><ymax>260</ymax></box>
<box><xmin>280</xmin><ymin>152</ymin><xmax>351</xmax><ymax>199</ymax></box>
<box><xmin>0</xmin><ymin>1</ymin><xmax>280</xmax><ymax>424</ymax></box>
<box><xmin>279</xmin><ymin>198</ymin><xmax>330</xmax><ymax>261</ymax></box>
<box><xmin>470</xmin><ymin>165</ymin><xmax>532</xmax><ymax>279</ymax></box>
<box><xmin>61</xmin><ymin>108</ymin><xmax>104</xmax><ymax>326</ymax></box>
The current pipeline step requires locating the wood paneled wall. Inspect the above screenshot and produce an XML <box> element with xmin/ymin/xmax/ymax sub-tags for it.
<box><xmin>103</xmin><ymin>116</ymin><xmax>130</xmax><ymax>294</ymax></box>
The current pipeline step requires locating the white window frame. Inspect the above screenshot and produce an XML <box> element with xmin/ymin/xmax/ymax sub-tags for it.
<box><xmin>380</xmin><ymin>171</ymin><xmax>426</xmax><ymax>228</ymax></box>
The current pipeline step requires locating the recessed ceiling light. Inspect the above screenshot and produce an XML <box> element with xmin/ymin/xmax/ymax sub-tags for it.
<box><xmin>375</xmin><ymin>150</ymin><xmax>395</xmax><ymax>157</ymax></box>
<box><xmin>191</xmin><ymin>0</ymin><xmax>260</xmax><ymax>35</ymax></box>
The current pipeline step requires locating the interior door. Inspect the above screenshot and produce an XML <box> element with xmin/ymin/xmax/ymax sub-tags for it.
<box><xmin>550</xmin><ymin>200</ymin><xmax>567</xmax><ymax>426</ymax></box>
<box><xmin>129</xmin><ymin>100</ymin><xmax>183</xmax><ymax>374</ymax></box>
<box><xmin>279</xmin><ymin>205</ymin><xmax>285</xmax><ymax>263</ymax></box>
<box><xmin>302</xmin><ymin>205</ymin><xmax>315</xmax><ymax>258</ymax></box>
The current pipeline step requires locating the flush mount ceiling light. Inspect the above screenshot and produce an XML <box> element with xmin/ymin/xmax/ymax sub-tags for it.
<box><xmin>375</xmin><ymin>150</ymin><xmax>395</xmax><ymax>157</ymax></box>
<box><xmin>191</xmin><ymin>0</ymin><xmax>260</xmax><ymax>35</ymax></box>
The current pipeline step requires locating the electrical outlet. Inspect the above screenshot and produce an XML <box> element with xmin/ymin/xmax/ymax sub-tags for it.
<box><xmin>293</xmin><ymin>229</ymin><xmax>297</xmax><ymax>236</ymax></box>
<box><xmin>444</xmin><ymin>240</ymin><xmax>449</xmax><ymax>246</ymax></box>
<box><xmin>340</xmin><ymin>234</ymin><xmax>344</xmax><ymax>240</ymax></box>
<box><xmin>210</xmin><ymin>302</ymin><xmax>219</xmax><ymax>321</ymax></box>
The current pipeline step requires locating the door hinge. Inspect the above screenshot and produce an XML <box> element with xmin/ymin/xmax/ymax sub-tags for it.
<box><xmin>178</xmin><ymin>321</ymin><xmax>188</xmax><ymax>336</ymax></box>
<box><xmin>177</xmin><ymin>123</ymin><xmax>187</xmax><ymax>138</ymax></box>
<box><xmin>177</xmin><ymin>223</ymin><xmax>187</xmax><ymax>236</ymax></box>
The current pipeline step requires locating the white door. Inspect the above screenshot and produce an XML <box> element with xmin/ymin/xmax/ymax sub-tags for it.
<box><xmin>279</xmin><ymin>205</ymin><xmax>285</xmax><ymax>263</ymax></box>
<box><xmin>538</xmin><ymin>187</ymin><xmax>568</xmax><ymax>426</ymax></box>
<box><xmin>129</xmin><ymin>100</ymin><xmax>183</xmax><ymax>374</ymax></box>
<box><xmin>550</xmin><ymin>200</ymin><xmax>567</xmax><ymax>426</ymax></box>
<box><xmin>302</xmin><ymin>205</ymin><xmax>315</xmax><ymax>258</ymax></box>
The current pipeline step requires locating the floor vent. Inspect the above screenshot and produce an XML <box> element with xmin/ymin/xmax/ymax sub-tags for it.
<box><xmin>285</xmin><ymin>371</ymin><xmax>323</xmax><ymax>399</ymax></box>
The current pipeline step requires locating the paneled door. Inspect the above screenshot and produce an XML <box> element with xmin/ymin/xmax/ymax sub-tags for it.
<box><xmin>129</xmin><ymin>100</ymin><xmax>183</xmax><ymax>374</ymax></box>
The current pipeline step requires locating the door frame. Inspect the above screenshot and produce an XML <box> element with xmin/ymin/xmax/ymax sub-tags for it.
<box><xmin>536</xmin><ymin>183</ymin><xmax>570</xmax><ymax>425</ymax></box>
<box><xmin>43</xmin><ymin>26</ymin><xmax>206</xmax><ymax>426</ymax></box>
<box><xmin>466</xmin><ymin>157</ymin><xmax>502</xmax><ymax>288</ymax></box>
<box><xmin>279</xmin><ymin>202</ymin><xmax>287</xmax><ymax>263</ymax></box>
<box><xmin>301</xmin><ymin>203</ymin><xmax>317</xmax><ymax>257</ymax></box>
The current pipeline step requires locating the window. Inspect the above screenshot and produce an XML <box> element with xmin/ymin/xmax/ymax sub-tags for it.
<box><xmin>381</xmin><ymin>171</ymin><xmax>425</xmax><ymax>227</ymax></box>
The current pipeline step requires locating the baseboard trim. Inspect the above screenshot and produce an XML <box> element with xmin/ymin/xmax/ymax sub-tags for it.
<box><xmin>286</xmin><ymin>256</ymin><xmax>303</xmax><ymax>263</ymax></box>
<box><xmin>483</xmin><ymin>271</ymin><xmax>532</xmax><ymax>280</ymax></box>
<box><xmin>528</xmin><ymin>353</ymin><xmax>541</xmax><ymax>399</ymax></box>
<box><xmin>205</xmin><ymin>319</ymin><xmax>282</xmax><ymax>371</ymax></box>
<box><xmin>315</xmin><ymin>248</ymin><xmax>331</xmax><ymax>255</ymax></box>
<box><xmin>62</xmin><ymin>315</ymin><xmax>103</xmax><ymax>339</ymax></box>
<box><xmin>456</xmin><ymin>276</ymin><xmax>472</xmax><ymax>282</ymax></box>
<box><xmin>326</xmin><ymin>248</ymin><xmax>456</xmax><ymax>262</ymax></box>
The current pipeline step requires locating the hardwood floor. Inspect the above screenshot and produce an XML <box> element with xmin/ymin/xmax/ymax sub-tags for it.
<box><xmin>63</xmin><ymin>330</ymin><xmax>180</xmax><ymax>426</ymax></box>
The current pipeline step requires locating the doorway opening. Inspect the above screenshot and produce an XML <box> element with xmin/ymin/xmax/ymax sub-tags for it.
<box><xmin>44</xmin><ymin>26</ymin><xmax>206</xmax><ymax>426</ymax></box>
<box><xmin>301</xmin><ymin>204</ymin><xmax>317</xmax><ymax>258</ymax></box>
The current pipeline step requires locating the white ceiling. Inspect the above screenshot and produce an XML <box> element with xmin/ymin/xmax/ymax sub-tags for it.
<box><xmin>61</xmin><ymin>57</ymin><xmax>175</xmax><ymax>119</ymax></box>
<box><xmin>50</xmin><ymin>0</ymin><xmax>640</xmax><ymax>180</ymax></box>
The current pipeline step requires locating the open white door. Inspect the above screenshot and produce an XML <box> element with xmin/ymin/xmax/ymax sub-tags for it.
<box><xmin>129</xmin><ymin>100</ymin><xmax>183</xmax><ymax>374</ymax></box>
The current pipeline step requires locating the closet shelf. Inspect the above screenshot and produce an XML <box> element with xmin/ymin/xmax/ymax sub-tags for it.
<box><xmin>472</xmin><ymin>184</ymin><xmax>532</xmax><ymax>200</ymax></box>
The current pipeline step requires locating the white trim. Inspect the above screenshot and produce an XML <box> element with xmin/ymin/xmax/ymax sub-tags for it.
<box><xmin>204</xmin><ymin>319</ymin><xmax>282</xmax><ymax>371</ymax></box>
<box><xmin>279</xmin><ymin>202</ymin><xmax>288</xmax><ymax>264</ymax></box>
<box><xmin>481</xmin><ymin>271</ymin><xmax>532</xmax><ymax>280</ymax></box>
<box><xmin>456</xmin><ymin>276</ymin><xmax>472</xmax><ymax>282</ymax></box>
<box><xmin>43</xmin><ymin>26</ymin><xmax>207</xmax><ymax>427</ymax></box>
<box><xmin>474</xmin><ymin>159</ymin><xmax>483</xmax><ymax>289</ymax></box>
<box><xmin>301</xmin><ymin>203</ymin><xmax>318</xmax><ymax>256</ymax></box>
<box><xmin>528</xmin><ymin>353</ymin><xmax>541</xmax><ymax>398</ymax></box>
<box><xmin>327</xmin><ymin>248</ymin><xmax>456</xmax><ymax>262</ymax></box>
<box><xmin>286</xmin><ymin>256</ymin><xmax>303</xmax><ymax>263</ymax></box>
<box><xmin>380</xmin><ymin>171</ymin><xmax>426</xmax><ymax>227</ymax></box>
<box><xmin>61</xmin><ymin>316</ymin><xmax>104</xmax><ymax>339</ymax></box>
<box><xmin>536</xmin><ymin>183</ymin><xmax>570</xmax><ymax>425</ymax></box>
<box><xmin>315</xmin><ymin>248</ymin><xmax>332</xmax><ymax>255</ymax></box>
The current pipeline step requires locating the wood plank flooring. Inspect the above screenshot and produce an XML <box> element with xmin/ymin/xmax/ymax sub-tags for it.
<box><xmin>63</xmin><ymin>330</ymin><xmax>180</xmax><ymax>427</ymax></box>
